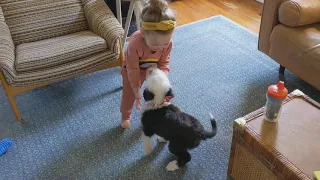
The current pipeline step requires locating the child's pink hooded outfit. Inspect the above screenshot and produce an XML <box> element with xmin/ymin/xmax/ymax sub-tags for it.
<box><xmin>121</xmin><ymin>31</ymin><xmax>172</xmax><ymax>121</ymax></box>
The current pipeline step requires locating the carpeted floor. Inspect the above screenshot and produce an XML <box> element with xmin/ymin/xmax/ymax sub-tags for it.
<box><xmin>0</xmin><ymin>16</ymin><xmax>319</xmax><ymax>180</ymax></box>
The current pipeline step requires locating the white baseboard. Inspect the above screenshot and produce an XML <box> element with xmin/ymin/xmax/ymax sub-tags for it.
<box><xmin>256</xmin><ymin>0</ymin><xmax>264</xmax><ymax>3</ymax></box>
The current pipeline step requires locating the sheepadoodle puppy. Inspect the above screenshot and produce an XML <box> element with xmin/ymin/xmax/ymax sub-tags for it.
<box><xmin>141</xmin><ymin>67</ymin><xmax>217</xmax><ymax>171</ymax></box>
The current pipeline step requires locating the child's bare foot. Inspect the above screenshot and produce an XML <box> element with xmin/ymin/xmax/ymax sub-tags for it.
<box><xmin>121</xmin><ymin>120</ymin><xmax>131</xmax><ymax>129</ymax></box>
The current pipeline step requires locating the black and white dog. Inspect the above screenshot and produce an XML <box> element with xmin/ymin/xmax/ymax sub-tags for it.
<box><xmin>141</xmin><ymin>67</ymin><xmax>217</xmax><ymax>171</ymax></box>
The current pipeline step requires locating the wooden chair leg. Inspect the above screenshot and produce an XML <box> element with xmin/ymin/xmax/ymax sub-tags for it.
<box><xmin>120</xmin><ymin>41</ymin><xmax>124</xmax><ymax>66</ymax></box>
<box><xmin>6</xmin><ymin>92</ymin><xmax>21</xmax><ymax>121</ymax></box>
<box><xmin>0</xmin><ymin>72</ymin><xmax>21</xmax><ymax>121</ymax></box>
<box><xmin>118</xmin><ymin>41</ymin><xmax>124</xmax><ymax>74</ymax></box>
<box><xmin>279</xmin><ymin>65</ymin><xmax>285</xmax><ymax>75</ymax></box>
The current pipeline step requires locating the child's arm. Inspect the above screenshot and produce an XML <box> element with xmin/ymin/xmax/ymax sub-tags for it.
<box><xmin>158</xmin><ymin>42</ymin><xmax>173</xmax><ymax>75</ymax></box>
<box><xmin>126</xmin><ymin>44</ymin><xmax>141</xmax><ymax>93</ymax></box>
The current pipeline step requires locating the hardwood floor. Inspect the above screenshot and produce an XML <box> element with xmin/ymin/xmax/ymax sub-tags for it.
<box><xmin>169</xmin><ymin>0</ymin><xmax>262</xmax><ymax>33</ymax></box>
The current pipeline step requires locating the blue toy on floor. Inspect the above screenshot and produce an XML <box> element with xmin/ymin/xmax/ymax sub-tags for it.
<box><xmin>0</xmin><ymin>138</ymin><xmax>13</xmax><ymax>156</ymax></box>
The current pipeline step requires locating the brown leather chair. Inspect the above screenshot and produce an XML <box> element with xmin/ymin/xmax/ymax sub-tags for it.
<box><xmin>258</xmin><ymin>0</ymin><xmax>320</xmax><ymax>90</ymax></box>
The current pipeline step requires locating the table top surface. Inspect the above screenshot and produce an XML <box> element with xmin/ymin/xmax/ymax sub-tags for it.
<box><xmin>245</xmin><ymin>94</ymin><xmax>320</xmax><ymax>179</ymax></box>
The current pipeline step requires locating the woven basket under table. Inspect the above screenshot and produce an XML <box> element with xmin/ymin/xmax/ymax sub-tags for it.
<box><xmin>228</xmin><ymin>90</ymin><xmax>320</xmax><ymax>180</ymax></box>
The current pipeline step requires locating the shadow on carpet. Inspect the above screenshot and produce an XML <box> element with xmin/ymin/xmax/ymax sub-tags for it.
<box><xmin>0</xmin><ymin>15</ymin><xmax>319</xmax><ymax>180</ymax></box>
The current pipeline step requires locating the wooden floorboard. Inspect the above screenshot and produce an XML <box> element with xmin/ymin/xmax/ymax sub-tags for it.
<box><xmin>169</xmin><ymin>0</ymin><xmax>262</xmax><ymax>33</ymax></box>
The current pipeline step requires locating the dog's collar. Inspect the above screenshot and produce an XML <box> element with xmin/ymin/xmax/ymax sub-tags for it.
<box><xmin>157</xmin><ymin>96</ymin><xmax>172</xmax><ymax>106</ymax></box>
<box><xmin>165</xmin><ymin>96</ymin><xmax>172</xmax><ymax>103</ymax></box>
<box><xmin>142</xmin><ymin>101</ymin><xmax>171</xmax><ymax>113</ymax></box>
<box><xmin>142</xmin><ymin>96</ymin><xmax>172</xmax><ymax>112</ymax></box>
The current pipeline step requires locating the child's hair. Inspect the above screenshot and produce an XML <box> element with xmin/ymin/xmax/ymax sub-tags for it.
<box><xmin>141</xmin><ymin>0</ymin><xmax>176</xmax><ymax>34</ymax></box>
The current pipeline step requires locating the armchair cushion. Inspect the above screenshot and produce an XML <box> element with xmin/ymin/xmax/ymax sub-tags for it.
<box><xmin>12</xmin><ymin>49</ymin><xmax>118</xmax><ymax>87</ymax></box>
<box><xmin>16</xmin><ymin>31</ymin><xmax>107</xmax><ymax>72</ymax></box>
<box><xmin>279</xmin><ymin>0</ymin><xmax>320</xmax><ymax>27</ymax></box>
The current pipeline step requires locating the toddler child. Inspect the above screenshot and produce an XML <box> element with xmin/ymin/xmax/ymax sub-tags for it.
<box><xmin>120</xmin><ymin>0</ymin><xmax>176</xmax><ymax>129</ymax></box>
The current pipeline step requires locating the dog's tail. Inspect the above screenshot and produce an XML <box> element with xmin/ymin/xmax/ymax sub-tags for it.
<box><xmin>201</xmin><ymin>113</ymin><xmax>217</xmax><ymax>140</ymax></box>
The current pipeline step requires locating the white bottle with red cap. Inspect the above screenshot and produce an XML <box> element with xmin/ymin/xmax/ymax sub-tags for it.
<box><xmin>264</xmin><ymin>81</ymin><xmax>288</xmax><ymax>122</ymax></box>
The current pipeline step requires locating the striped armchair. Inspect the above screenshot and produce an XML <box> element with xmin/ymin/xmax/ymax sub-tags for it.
<box><xmin>0</xmin><ymin>0</ymin><xmax>124</xmax><ymax>120</ymax></box>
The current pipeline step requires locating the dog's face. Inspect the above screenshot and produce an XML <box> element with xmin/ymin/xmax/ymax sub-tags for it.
<box><xmin>143</xmin><ymin>88</ymin><xmax>174</xmax><ymax>102</ymax></box>
<box><xmin>144</xmin><ymin>67</ymin><xmax>174</xmax><ymax>104</ymax></box>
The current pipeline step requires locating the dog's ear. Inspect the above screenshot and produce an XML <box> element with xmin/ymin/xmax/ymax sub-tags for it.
<box><xmin>143</xmin><ymin>88</ymin><xmax>155</xmax><ymax>101</ymax></box>
<box><xmin>166</xmin><ymin>88</ymin><xmax>174</xmax><ymax>98</ymax></box>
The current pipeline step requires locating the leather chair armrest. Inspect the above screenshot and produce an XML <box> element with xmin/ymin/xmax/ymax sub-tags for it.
<box><xmin>279</xmin><ymin>0</ymin><xmax>320</xmax><ymax>27</ymax></box>
<box><xmin>258</xmin><ymin>0</ymin><xmax>286</xmax><ymax>54</ymax></box>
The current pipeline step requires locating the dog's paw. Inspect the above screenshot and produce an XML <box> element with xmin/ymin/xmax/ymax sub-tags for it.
<box><xmin>166</xmin><ymin>160</ymin><xmax>179</xmax><ymax>171</ymax></box>
<box><xmin>142</xmin><ymin>133</ymin><xmax>152</xmax><ymax>155</ymax></box>
<box><xmin>144</xmin><ymin>145</ymin><xmax>152</xmax><ymax>155</ymax></box>
<box><xmin>157</xmin><ymin>136</ymin><xmax>167</xmax><ymax>143</ymax></box>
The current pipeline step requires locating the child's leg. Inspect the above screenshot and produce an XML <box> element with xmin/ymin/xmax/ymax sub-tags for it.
<box><xmin>120</xmin><ymin>69</ymin><xmax>135</xmax><ymax>129</ymax></box>
<box><xmin>120</xmin><ymin>69</ymin><xmax>146</xmax><ymax>129</ymax></box>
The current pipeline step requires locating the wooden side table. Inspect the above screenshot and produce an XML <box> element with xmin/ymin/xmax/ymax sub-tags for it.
<box><xmin>228</xmin><ymin>89</ymin><xmax>320</xmax><ymax>180</ymax></box>
<box><xmin>116</xmin><ymin>0</ymin><xmax>146</xmax><ymax>44</ymax></box>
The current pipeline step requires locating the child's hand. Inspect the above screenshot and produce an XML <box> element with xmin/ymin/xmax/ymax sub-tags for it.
<box><xmin>135</xmin><ymin>96</ymin><xmax>142</xmax><ymax>110</ymax></box>
<box><xmin>133</xmin><ymin>89</ymin><xmax>142</xmax><ymax>110</ymax></box>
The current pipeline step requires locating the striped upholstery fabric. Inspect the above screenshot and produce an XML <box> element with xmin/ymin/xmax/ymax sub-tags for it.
<box><xmin>11</xmin><ymin>50</ymin><xmax>119</xmax><ymax>87</ymax></box>
<box><xmin>83</xmin><ymin>0</ymin><xmax>124</xmax><ymax>53</ymax></box>
<box><xmin>16</xmin><ymin>31</ymin><xmax>107</xmax><ymax>72</ymax></box>
<box><xmin>0</xmin><ymin>6</ymin><xmax>16</xmax><ymax>82</ymax></box>
<box><xmin>0</xmin><ymin>0</ymin><xmax>124</xmax><ymax>87</ymax></box>
<box><xmin>0</xmin><ymin>0</ymin><xmax>88</xmax><ymax>45</ymax></box>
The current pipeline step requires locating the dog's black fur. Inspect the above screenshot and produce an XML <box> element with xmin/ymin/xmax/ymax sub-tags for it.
<box><xmin>141</xmin><ymin>89</ymin><xmax>217</xmax><ymax>168</ymax></box>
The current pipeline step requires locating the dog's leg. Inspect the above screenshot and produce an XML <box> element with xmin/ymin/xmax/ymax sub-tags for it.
<box><xmin>166</xmin><ymin>151</ymin><xmax>191</xmax><ymax>171</ymax></box>
<box><xmin>157</xmin><ymin>135</ymin><xmax>167</xmax><ymax>143</ymax></box>
<box><xmin>142</xmin><ymin>130</ymin><xmax>154</xmax><ymax>155</ymax></box>
<box><xmin>166</xmin><ymin>143</ymin><xmax>191</xmax><ymax>171</ymax></box>
<box><xmin>166</xmin><ymin>160</ymin><xmax>179</xmax><ymax>171</ymax></box>
<box><xmin>176</xmin><ymin>151</ymin><xmax>191</xmax><ymax>167</ymax></box>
